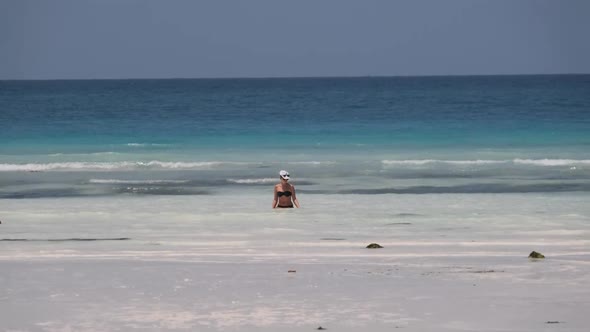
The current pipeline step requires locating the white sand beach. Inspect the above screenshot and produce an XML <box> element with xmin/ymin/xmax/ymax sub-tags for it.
<box><xmin>1</xmin><ymin>193</ymin><xmax>589</xmax><ymax>331</ymax></box>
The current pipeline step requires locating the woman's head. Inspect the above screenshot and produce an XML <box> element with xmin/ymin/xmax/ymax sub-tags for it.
<box><xmin>279</xmin><ymin>170</ymin><xmax>290</xmax><ymax>181</ymax></box>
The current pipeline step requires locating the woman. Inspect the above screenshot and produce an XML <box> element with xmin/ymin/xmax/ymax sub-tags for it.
<box><xmin>272</xmin><ymin>170</ymin><xmax>300</xmax><ymax>208</ymax></box>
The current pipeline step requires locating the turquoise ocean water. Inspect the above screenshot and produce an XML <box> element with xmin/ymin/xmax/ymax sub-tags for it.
<box><xmin>1</xmin><ymin>75</ymin><xmax>589</xmax><ymax>198</ymax></box>
<box><xmin>2</xmin><ymin>75</ymin><xmax>590</xmax><ymax>332</ymax></box>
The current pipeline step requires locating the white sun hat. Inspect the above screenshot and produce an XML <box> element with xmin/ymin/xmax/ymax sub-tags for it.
<box><xmin>279</xmin><ymin>170</ymin><xmax>290</xmax><ymax>180</ymax></box>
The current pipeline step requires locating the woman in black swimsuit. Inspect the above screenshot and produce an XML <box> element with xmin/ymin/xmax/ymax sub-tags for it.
<box><xmin>272</xmin><ymin>170</ymin><xmax>300</xmax><ymax>208</ymax></box>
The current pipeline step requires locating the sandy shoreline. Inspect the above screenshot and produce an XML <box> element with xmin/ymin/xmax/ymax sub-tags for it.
<box><xmin>2</xmin><ymin>254</ymin><xmax>589</xmax><ymax>331</ymax></box>
<box><xmin>1</xmin><ymin>194</ymin><xmax>589</xmax><ymax>331</ymax></box>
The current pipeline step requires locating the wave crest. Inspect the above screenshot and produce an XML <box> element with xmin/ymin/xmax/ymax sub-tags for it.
<box><xmin>89</xmin><ymin>179</ymin><xmax>189</xmax><ymax>184</ymax></box>
<box><xmin>513</xmin><ymin>159</ymin><xmax>590</xmax><ymax>166</ymax></box>
<box><xmin>382</xmin><ymin>159</ymin><xmax>506</xmax><ymax>166</ymax></box>
<box><xmin>0</xmin><ymin>161</ymin><xmax>224</xmax><ymax>172</ymax></box>
<box><xmin>382</xmin><ymin>159</ymin><xmax>590</xmax><ymax>166</ymax></box>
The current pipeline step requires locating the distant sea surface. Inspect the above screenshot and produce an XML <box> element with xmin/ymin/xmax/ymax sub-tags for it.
<box><xmin>1</xmin><ymin>75</ymin><xmax>589</xmax><ymax>198</ymax></box>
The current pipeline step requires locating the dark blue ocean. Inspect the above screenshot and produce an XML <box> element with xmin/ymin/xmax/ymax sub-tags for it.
<box><xmin>1</xmin><ymin>75</ymin><xmax>590</xmax><ymax>198</ymax></box>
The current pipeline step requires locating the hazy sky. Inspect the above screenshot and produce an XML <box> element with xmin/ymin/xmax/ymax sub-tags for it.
<box><xmin>1</xmin><ymin>0</ymin><xmax>589</xmax><ymax>79</ymax></box>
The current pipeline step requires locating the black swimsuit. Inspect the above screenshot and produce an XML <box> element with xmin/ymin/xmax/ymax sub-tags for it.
<box><xmin>277</xmin><ymin>190</ymin><xmax>293</xmax><ymax>208</ymax></box>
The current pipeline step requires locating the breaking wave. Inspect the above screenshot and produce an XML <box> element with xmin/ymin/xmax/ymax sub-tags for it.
<box><xmin>381</xmin><ymin>159</ymin><xmax>590</xmax><ymax>166</ymax></box>
<box><xmin>2</xmin><ymin>158</ymin><xmax>589</xmax><ymax>172</ymax></box>
<box><xmin>512</xmin><ymin>159</ymin><xmax>590</xmax><ymax>166</ymax></box>
<box><xmin>0</xmin><ymin>161</ymin><xmax>226</xmax><ymax>172</ymax></box>
<box><xmin>89</xmin><ymin>179</ymin><xmax>189</xmax><ymax>184</ymax></box>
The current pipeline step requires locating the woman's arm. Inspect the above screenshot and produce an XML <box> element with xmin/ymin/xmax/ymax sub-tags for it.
<box><xmin>272</xmin><ymin>185</ymin><xmax>278</xmax><ymax>208</ymax></box>
<box><xmin>291</xmin><ymin>185</ymin><xmax>300</xmax><ymax>208</ymax></box>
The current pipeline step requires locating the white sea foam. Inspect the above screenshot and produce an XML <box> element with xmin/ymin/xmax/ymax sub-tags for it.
<box><xmin>0</xmin><ymin>162</ymin><xmax>135</xmax><ymax>172</ymax></box>
<box><xmin>286</xmin><ymin>161</ymin><xmax>336</xmax><ymax>165</ymax></box>
<box><xmin>382</xmin><ymin>159</ymin><xmax>590</xmax><ymax>166</ymax></box>
<box><xmin>3</xmin><ymin>158</ymin><xmax>588</xmax><ymax>172</ymax></box>
<box><xmin>513</xmin><ymin>159</ymin><xmax>590</xmax><ymax>166</ymax></box>
<box><xmin>381</xmin><ymin>159</ymin><xmax>505</xmax><ymax>166</ymax></box>
<box><xmin>89</xmin><ymin>179</ymin><xmax>189</xmax><ymax>184</ymax></box>
<box><xmin>226</xmin><ymin>178</ymin><xmax>276</xmax><ymax>184</ymax></box>
<box><xmin>0</xmin><ymin>161</ymin><xmax>224</xmax><ymax>172</ymax></box>
<box><xmin>136</xmin><ymin>161</ymin><xmax>224</xmax><ymax>169</ymax></box>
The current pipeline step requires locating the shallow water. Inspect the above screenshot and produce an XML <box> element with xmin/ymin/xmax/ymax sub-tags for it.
<box><xmin>2</xmin><ymin>193</ymin><xmax>588</xmax><ymax>260</ymax></box>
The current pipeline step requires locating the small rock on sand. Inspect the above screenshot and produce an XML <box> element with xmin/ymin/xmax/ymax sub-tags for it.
<box><xmin>529</xmin><ymin>251</ymin><xmax>545</xmax><ymax>259</ymax></box>
<box><xmin>366</xmin><ymin>243</ymin><xmax>383</xmax><ymax>249</ymax></box>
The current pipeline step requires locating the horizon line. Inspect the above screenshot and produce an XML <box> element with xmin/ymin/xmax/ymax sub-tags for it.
<box><xmin>1</xmin><ymin>72</ymin><xmax>589</xmax><ymax>82</ymax></box>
